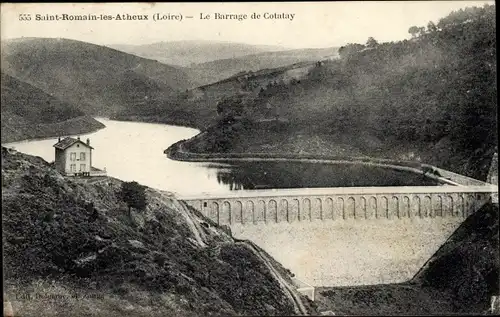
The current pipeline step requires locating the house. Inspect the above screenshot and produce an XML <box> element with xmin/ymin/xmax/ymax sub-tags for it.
<box><xmin>53</xmin><ymin>136</ymin><xmax>93</xmax><ymax>176</ymax></box>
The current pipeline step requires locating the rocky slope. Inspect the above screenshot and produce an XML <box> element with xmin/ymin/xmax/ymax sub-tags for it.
<box><xmin>2</xmin><ymin>148</ymin><xmax>311</xmax><ymax>316</ymax></box>
<box><xmin>107</xmin><ymin>41</ymin><xmax>337</xmax><ymax>86</ymax></box>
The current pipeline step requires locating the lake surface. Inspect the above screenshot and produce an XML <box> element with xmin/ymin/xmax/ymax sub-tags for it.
<box><xmin>4</xmin><ymin>118</ymin><xmax>439</xmax><ymax>196</ymax></box>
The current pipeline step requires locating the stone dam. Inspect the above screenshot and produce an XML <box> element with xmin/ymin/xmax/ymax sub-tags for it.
<box><xmin>179</xmin><ymin>164</ymin><xmax>498</xmax><ymax>287</ymax></box>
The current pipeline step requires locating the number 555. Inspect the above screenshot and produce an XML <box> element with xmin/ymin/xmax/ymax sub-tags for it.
<box><xmin>19</xmin><ymin>14</ymin><xmax>31</xmax><ymax>21</ymax></box>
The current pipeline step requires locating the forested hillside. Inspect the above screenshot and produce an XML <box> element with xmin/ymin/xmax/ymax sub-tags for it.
<box><xmin>185</xmin><ymin>47</ymin><xmax>338</xmax><ymax>85</ymax></box>
<box><xmin>113</xmin><ymin>61</ymin><xmax>319</xmax><ymax>129</ymax></box>
<box><xmin>179</xmin><ymin>4</ymin><xmax>497</xmax><ymax>180</ymax></box>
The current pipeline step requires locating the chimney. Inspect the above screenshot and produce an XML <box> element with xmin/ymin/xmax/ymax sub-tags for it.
<box><xmin>86</xmin><ymin>138</ymin><xmax>90</xmax><ymax>146</ymax></box>
<box><xmin>77</xmin><ymin>136</ymin><xmax>80</xmax><ymax>141</ymax></box>
<box><xmin>58</xmin><ymin>137</ymin><xmax>61</xmax><ymax>142</ymax></box>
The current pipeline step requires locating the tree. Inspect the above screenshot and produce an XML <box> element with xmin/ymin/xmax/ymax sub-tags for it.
<box><xmin>366</xmin><ymin>37</ymin><xmax>378</xmax><ymax>48</ymax></box>
<box><xmin>427</xmin><ymin>21</ymin><xmax>438</xmax><ymax>33</ymax></box>
<box><xmin>417</xmin><ymin>26</ymin><xmax>426</xmax><ymax>37</ymax></box>
<box><xmin>408</xmin><ymin>26</ymin><xmax>420</xmax><ymax>38</ymax></box>
<box><xmin>120</xmin><ymin>181</ymin><xmax>147</xmax><ymax>218</ymax></box>
<box><xmin>338</xmin><ymin>45</ymin><xmax>346</xmax><ymax>58</ymax></box>
<box><xmin>338</xmin><ymin>43</ymin><xmax>365</xmax><ymax>59</ymax></box>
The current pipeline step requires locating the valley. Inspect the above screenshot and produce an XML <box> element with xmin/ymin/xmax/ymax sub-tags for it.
<box><xmin>1</xmin><ymin>2</ymin><xmax>498</xmax><ymax>316</ymax></box>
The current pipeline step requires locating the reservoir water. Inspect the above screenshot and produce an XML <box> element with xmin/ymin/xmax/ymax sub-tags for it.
<box><xmin>4</xmin><ymin>118</ymin><xmax>439</xmax><ymax>196</ymax></box>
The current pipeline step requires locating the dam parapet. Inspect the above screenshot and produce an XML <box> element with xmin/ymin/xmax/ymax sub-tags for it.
<box><xmin>180</xmin><ymin>185</ymin><xmax>496</xmax><ymax>226</ymax></box>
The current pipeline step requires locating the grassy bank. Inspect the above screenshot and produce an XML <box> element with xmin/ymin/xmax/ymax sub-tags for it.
<box><xmin>2</xmin><ymin>148</ymin><xmax>308</xmax><ymax>316</ymax></box>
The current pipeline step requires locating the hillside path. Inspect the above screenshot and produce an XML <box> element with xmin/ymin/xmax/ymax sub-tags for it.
<box><xmin>239</xmin><ymin>241</ymin><xmax>309</xmax><ymax>315</ymax></box>
<box><xmin>158</xmin><ymin>190</ymin><xmax>207</xmax><ymax>248</ymax></box>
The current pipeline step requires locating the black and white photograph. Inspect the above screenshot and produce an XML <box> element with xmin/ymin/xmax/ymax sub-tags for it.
<box><xmin>1</xmin><ymin>1</ymin><xmax>498</xmax><ymax>316</ymax></box>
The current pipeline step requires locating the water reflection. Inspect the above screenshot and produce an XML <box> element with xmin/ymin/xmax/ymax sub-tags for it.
<box><xmin>210</xmin><ymin>161</ymin><xmax>441</xmax><ymax>190</ymax></box>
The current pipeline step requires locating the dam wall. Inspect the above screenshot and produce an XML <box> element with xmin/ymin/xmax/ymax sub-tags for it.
<box><xmin>180</xmin><ymin>186</ymin><xmax>496</xmax><ymax>226</ymax></box>
<box><xmin>180</xmin><ymin>185</ymin><xmax>496</xmax><ymax>286</ymax></box>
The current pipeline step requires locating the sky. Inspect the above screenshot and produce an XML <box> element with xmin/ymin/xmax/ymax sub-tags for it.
<box><xmin>1</xmin><ymin>1</ymin><xmax>494</xmax><ymax>49</ymax></box>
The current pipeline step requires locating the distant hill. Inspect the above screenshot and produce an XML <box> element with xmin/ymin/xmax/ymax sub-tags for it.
<box><xmin>1</xmin><ymin>38</ymin><xmax>194</xmax><ymax>116</ymax></box>
<box><xmin>1</xmin><ymin>73</ymin><xmax>105</xmax><ymax>143</ymax></box>
<box><xmin>108</xmin><ymin>40</ymin><xmax>287</xmax><ymax>67</ymax></box>
<box><xmin>113</xmin><ymin>60</ymin><xmax>321</xmax><ymax>129</ymax></box>
<box><xmin>108</xmin><ymin>40</ymin><xmax>338</xmax><ymax>86</ymax></box>
<box><xmin>187</xmin><ymin>47</ymin><xmax>339</xmax><ymax>85</ymax></box>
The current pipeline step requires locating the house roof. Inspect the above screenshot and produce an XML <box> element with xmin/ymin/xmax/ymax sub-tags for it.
<box><xmin>53</xmin><ymin>137</ymin><xmax>93</xmax><ymax>150</ymax></box>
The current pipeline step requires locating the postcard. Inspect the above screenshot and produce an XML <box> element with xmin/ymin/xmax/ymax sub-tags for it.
<box><xmin>1</xmin><ymin>2</ymin><xmax>498</xmax><ymax>316</ymax></box>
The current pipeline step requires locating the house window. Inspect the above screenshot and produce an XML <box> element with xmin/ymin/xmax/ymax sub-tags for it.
<box><xmin>80</xmin><ymin>152</ymin><xmax>86</xmax><ymax>161</ymax></box>
<box><xmin>70</xmin><ymin>152</ymin><xmax>76</xmax><ymax>161</ymax></box>
<box><xmin>70</xmin><ymin>164</ymin><xmax>76</xmax><ymax>172</ymax></box>
<box><xmin>80</xmin><ymin>164</ymin><xmax>86</xmax><ymax>172</ymax></box>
